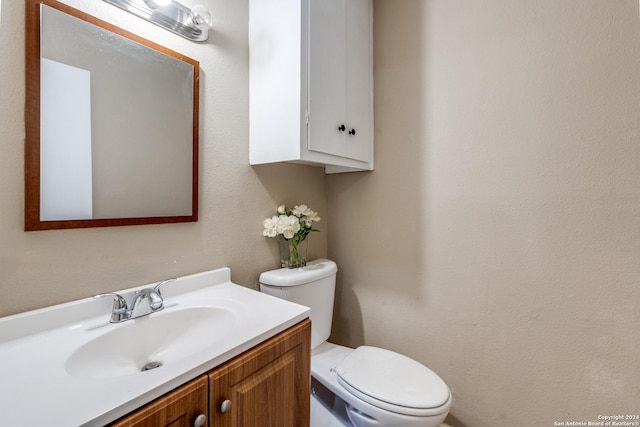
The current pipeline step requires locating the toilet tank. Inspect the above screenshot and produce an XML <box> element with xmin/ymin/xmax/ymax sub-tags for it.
<box><xmin>259</xmin><ymin>259</ymin><xmax>337</xmax><ymax>349</ymax></box>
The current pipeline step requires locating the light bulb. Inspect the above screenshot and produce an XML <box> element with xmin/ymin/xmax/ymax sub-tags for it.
<box><xmin>188</xmin><ymin>5</ymin><xmax>212</xmax><ymax>31</ymax></box>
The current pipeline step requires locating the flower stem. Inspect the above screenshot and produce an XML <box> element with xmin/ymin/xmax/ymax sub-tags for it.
<box><xmin>290</xmin><ymin>240</ymin><xmax>299</xmax><ymax>261</ymax></box>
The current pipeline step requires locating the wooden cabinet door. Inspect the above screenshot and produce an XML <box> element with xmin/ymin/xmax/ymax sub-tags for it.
<box><xmin>109</xmin><ymin>376</ymin><xmax>208</xmax><ymax>427</ymax></box>
<box><xmin>209</xmin><ymin>319</ymin><xmax>311</xmax><ymax>427</ymax></box>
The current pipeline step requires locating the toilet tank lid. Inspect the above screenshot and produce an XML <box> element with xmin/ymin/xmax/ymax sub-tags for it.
<box><xmin>259</xmin><ymin>259</ymin><xmax>337</xmax><ymax>286</ymax></box>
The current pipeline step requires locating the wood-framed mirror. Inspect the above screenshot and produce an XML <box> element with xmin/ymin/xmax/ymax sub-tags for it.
<box><xmin>25</xmin><ymin>0</ymin><xmax>199</xmax><ymax>231</ymax></box>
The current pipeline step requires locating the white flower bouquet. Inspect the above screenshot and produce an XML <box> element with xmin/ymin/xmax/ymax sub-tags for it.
<box><xmin>263</xmin><ymin>204</ymin><xmax>320</xmax><ymax>268</ymax></box>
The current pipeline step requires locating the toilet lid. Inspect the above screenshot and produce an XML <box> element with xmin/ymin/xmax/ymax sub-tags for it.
<box><xmin>335</xmin><ymin>346</ymin><xmax>450</xmax><ymax>416</ymax></box>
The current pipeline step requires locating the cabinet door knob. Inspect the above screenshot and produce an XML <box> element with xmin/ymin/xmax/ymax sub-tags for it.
<box><xmin>338</xmin><ymin>124</ymin><xmax>346</xmax><ymax>132</ymax></box>
<box><xmin>220</xmin><ymin>399</ymin><xmax>232</xmax><ymax>414</ymax></box>
<box><xmin>349</xmin><ymin>128</ymin><xmax>356</xmax><ymax>135</ymax></box>
<box><xmin>193</xmin><ymin>414</ymin><xmax>207</xmax><ymax>427</ymax></box>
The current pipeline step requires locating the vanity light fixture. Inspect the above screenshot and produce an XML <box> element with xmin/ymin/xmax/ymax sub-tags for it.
<box><xmin>143</xmin><ymin>0</ymin><xmax>172</xmax><ymax>8</ymax></box>
<box><xmin>101</xmin><ymin>0</ymin><xmax>212</xmax><ymax>41</ymax></box>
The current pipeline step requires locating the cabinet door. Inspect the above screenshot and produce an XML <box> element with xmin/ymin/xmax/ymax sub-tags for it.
<box><xmin>308</xmin><ymin>0</ymin><xmax>371</xmax><ymax>163</ymax></box>
<box><xmin>308</xmin><ymin>0</ymin><xmax>347</xmax><ymax>158</ymax></box>
<box><xmin>110</xmin><ymin>376</ymin><xmax>208</xmax><ymax>427</ymax></box>
<box><xmin>209</xmin><ymin>319</ymin><xmax>311</xmax><ymax>427</ymax></box>
<box><xmin>344</xmin><ymin>0</ymin><xmax>372</xmax><ymax>162</ymax></box>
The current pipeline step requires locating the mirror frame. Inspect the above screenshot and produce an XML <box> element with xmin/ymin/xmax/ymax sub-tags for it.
<box><xmin>25</xmin><ymin>0</ymin><xmax>199</xmax><ymax>231</ymax></box>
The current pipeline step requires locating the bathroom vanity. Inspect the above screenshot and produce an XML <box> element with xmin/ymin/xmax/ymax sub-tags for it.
<box><xmin>0</xmin><ymin>268</ymin><xmax>311</xmax><ymax>426</ymax></box>
<box><xmin>111</xmin><ymin>319</ymin><xmax>310</xmax><ymax>426</ymax></box>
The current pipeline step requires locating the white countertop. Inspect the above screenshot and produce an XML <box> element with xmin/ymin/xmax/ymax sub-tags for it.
<box><xmin>0</xmin><ymin>267</ymin><xmax>309</xmax><ymax>426</ymax></box>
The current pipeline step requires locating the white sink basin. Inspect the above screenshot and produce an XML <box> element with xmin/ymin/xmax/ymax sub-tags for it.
<box><xmin>0</xmin><ymin>267</ymin><xmax>310</xmax><ymax>427</ymax></box>
<box><xmin>66</xmin><ymin>307</ymin><xmax>236</xmax><ymax>379</ymax></box>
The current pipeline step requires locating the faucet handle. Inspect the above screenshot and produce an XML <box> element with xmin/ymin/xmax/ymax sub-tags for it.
<box><xmin>94</xmin><ymin>292</ymin><xmax>128</xmax><ymax>310</ymax></box>
<box><xmin>94</xmin><ymin>293</ymin><xmax>129</xmax><ymax>322</ymax></box>
<box><xmin>153</xmin><ymin>278</ymin><xmax>177</xmax><ymax>298</ymax></box>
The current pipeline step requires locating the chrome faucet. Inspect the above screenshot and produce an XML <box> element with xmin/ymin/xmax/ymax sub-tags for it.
<box><xmin>94</xmin><ymin>278</ymin><xmax>176</xmax><ymax>323</ymax></box>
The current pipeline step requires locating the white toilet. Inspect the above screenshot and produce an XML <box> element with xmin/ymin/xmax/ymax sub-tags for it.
<box><xmin>259</xmin><ymin>259</ymin><xmax>451</xmax><ymax>427</ymax></box>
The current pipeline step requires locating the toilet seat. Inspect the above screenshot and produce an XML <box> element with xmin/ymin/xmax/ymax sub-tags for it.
<box><xmin>335</xmin><ymin>346</ymin><xmax>450</xmax><ymax>417</ymax></box>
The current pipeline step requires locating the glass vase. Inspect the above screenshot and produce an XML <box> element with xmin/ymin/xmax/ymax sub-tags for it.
<box><xmin>278</xmin><ymin>235</ymin><xmax>308</xmax><ymax>268</ymax></box>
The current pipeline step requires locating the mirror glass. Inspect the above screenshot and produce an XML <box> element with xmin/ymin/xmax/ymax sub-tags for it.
<box><xmin>25</xmin><ymin>0</ymin><xmax>199</xmax><ymax>230</ymax></box>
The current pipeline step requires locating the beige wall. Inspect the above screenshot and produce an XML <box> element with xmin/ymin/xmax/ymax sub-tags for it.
<box><xmin>2</xmin><ymin>0</ymin><xmax>640</xmax><ymax>425</ymax></box>
<box><xmin>328</xmin><ymin>1</ymin><xmax>640</xmax><ymax>426</ymax></box>
<box><xmin>0</xmin><ymin>0</ymin><xmax>327</xmax><ymax>317</ymax></box>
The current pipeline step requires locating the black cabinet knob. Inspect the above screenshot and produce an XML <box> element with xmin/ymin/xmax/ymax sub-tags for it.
<box><xmin>338</xmin><ymin>124</ymin><xmax>346</xmax><ymax>132</ymax></box>
<box><xmin>349</xmin><ymin>129</ymin><xmax>356</xmax><ymax>135</ymax></box>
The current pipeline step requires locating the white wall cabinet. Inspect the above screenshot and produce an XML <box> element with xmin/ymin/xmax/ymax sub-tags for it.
<box><xmin>249</xmin><ymin>0</ymin><xmax>373</xmax><ymax>173</ymax></box>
